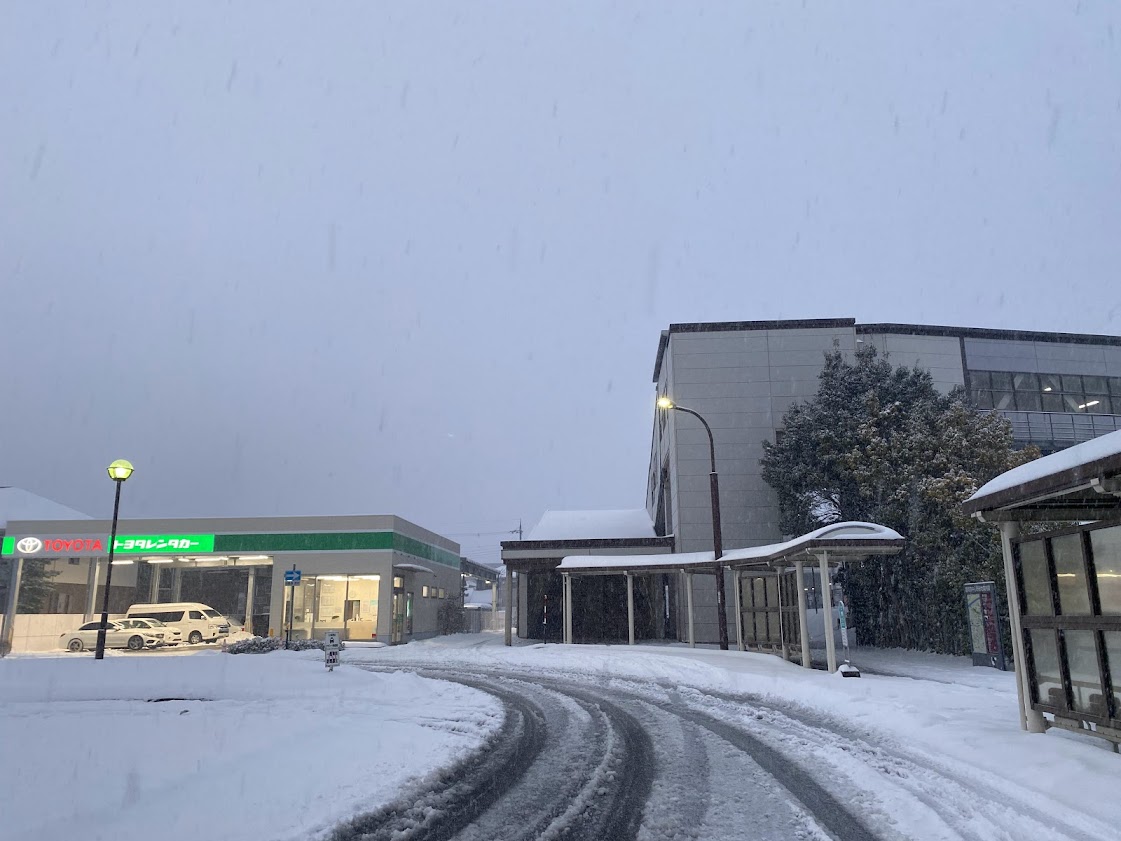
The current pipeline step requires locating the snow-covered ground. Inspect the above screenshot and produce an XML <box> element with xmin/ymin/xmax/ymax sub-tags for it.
<box><xmin>0</xmin><ymin>651</ymin><xmax>502</xmax><ymax>841</ymax></box>
<box><xmin>353</xmin><ymin>633</ymin><xmax>1121</xmax><ymax>837</ymax></box>
<box><xmin>3</xmin><ymin>635</ymin><xmax>1118</xmax><ymax>841</ymax></box>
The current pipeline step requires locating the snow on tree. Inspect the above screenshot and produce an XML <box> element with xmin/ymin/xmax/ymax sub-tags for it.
<box><xmin>761</xmin><ymin>345</ymin><xmax>1037</xmax><ymax>655</ymax></box>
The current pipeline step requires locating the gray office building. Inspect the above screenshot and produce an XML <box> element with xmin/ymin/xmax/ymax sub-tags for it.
<box><xmin>647</xmin><ymin>319</ymin><xmax>1121</xmax><ymax>644</ymax></box>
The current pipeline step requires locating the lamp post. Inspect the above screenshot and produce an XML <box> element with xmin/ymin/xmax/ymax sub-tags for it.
<box><xmin>658</xmin><ymin>397</ymin><xmax>729</xmax><ymax>650</ymax></box>
<box><xmin>95</xmin><ymin>459</ymin><xmax>134</xmax><ymax>660</ymax></box>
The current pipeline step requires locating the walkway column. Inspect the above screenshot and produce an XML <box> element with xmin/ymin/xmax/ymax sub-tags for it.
<box><xmin>626</xmin><ymin>572</ymin><xmax>635</xmax><ymax>646</ymax></box>
<box><xmin>148</xmin><ymin>563</ymin><xmax>161</xmax><ymax>602</ymax></box>
<box><xmin>1000</xmin><ymin>521</ymin><xmax>1046</xmax><ymax>733</ymax></box>
<box><xmin>504</xmin><ymin>568</ymin><xmax>514</xmax><ymax>646</ymax></box>
<box><xmin>733</xmin><ymin>569</ymin><xmax>745</xmax><ymax>651</ymax></box>
<box><xmin>84</xmin><ymin>558</ymin><xmax>100</xmax><ymax>621</ymax></box>
<box><xmin>492</xmin><ymin>577</ymin><xmax>499</xmax><ymax>632</ymax></box>
<box><xmin>685</xmin><ymin>571</ymin><xmax>695</xmax><ymax>648</ymax></box>
<box><xmin>564</xmin><ymin>574</ymin><xmax>573</xmax><ymax>644</ymax></box>
<box><xmin>171</xmin><ymin>568</ymin><xmax>183</xmax><ymax>601</ymax></box>
<box><xmin>795</xmin><ymin>561</ymin><xmax>811</xmax><ymax>668</ymax></box>
<box><xmin>244</xmin><ymin>567</ymin><xmax>256</xmax><ymax>635</ymax></box>
<box><xmin>819</xmin><ymin>552</ymin><xmax>837</xmax><ymax>673</ymax></box>
<box><xmin>0</xmin><ymin>557</ymin><xmax>24</xmax><ymax>656</ymax></box>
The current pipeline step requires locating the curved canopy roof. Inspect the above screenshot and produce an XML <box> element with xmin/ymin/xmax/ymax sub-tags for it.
<box><xmin>557</xmin><ymin>521</ymin><xmax>904</xmax><ymax>574</ymax></box>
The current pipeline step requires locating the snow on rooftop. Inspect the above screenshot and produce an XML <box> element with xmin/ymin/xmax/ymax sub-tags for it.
<box><xmin>0</xmin><ymin>487</ymin><xmax>91</xmax><ymax>530</ymax></box>
<box><xmin>968</xmin><ymin>429</ymin><xmax>1121</xmax><ymax>505</ymax></box>
<box><xmin>526</xmin><ymin>509</ymin><xmax>657</xmax><ymax>541</ymax></box>
<box><xmin>558</xmin><ymin>522</ymin><xmax>903</xmax><ymax>571</ymax></box>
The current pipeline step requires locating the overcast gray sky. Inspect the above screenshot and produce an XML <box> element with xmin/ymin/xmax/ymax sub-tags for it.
<box><xmin>2</xmin><ymin>2</ymin><xmax>1119</xmax><ymax>566</ymax></box>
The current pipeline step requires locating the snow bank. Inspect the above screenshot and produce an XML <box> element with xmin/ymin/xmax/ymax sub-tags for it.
<box><xmin>0</xmin><ymin>652</ymin><xmax>502</xmax><ymax>841</ymax></box>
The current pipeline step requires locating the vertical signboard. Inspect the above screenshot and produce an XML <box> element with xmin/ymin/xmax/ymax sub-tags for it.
<box><xmin>964</xmin><ymin>581</ymin><xmax>1006</xmax><ymax>670</ymax></box>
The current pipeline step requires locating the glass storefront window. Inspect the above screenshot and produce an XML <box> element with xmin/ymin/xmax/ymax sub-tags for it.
<box><xmin>991</xmin><ymin>371</ymin><xmax>1013</xmax><ymax>390</ymax></box>
<box><xmin>1104</xmin><ymin>632</ymin><xmax>1121</xmax><ymax>720</ymax></box>
<box><xmin>1065</xmin><ymin>631</ymin><xmax>1106</xmax><ymax>717</ymax></box>
<box><xmin>286</xmin><ymin>574</ymin><xmax>380</xmax><ymax>640</ymax></box>
<box><xmin>1091</xmin><ymin>526</ymin><xmax>1121</xmax><ymax>614</ymax></box>
<box><xmin>1030</xmin><ymin>629</ymin><xmax>1065</xmax><ymax>709</ymax></box>
<box><xmin>1052</xmin><ymin>534</ymin><xmax>1092</xmax><ymax>615</ymax></box>
<box><xmin>1019</xmin><ymin>540</ymin><xmax>1052</xmax><ymax>616</ymax></box>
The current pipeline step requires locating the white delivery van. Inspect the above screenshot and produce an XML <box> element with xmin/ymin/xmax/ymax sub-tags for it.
<box><xmin>126</xmin><ymin>602</ymin><xmax>231</xmax><ymax>645</ymax></box>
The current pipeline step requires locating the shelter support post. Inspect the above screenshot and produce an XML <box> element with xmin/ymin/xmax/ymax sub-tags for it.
<box><xmin>84</xmin><ymin>558</ymin><xmax>100</xmax><ymax>622</ymax></box>
<box><xmin>244</xmin><ymin>567</ymin><xmax>256</xmax><ymax>635</ymax></box>
<box><xmin>171</xmin><ymin>569</ymin><xmax>183</xmax><ymax>601</ymax></box>
<box><xmin>819</xmin><ymin>552</ymin><xmax>837</xmax><ymax>673</ymax></box>
<box><xmin>685</xmin><ymin>571</ymin><xmax>696</xmax><ymax>648</ymax></box>
<box><xmin>1</xmin><ymin>557</ymin><xmax>24</xmax><ymax>656</ymax></box>
<box><xmin>1000</xmin><ymin>521</ymin><xmax>1046</xmax><ymax>733</ymax></box>
<box><xmin>626</xmin><ymin>572</ymin><xmax>635</xmax><ymax>646</ymax></box>
<box><xmin>565</xmin><ymin>574</ymin><xmax>574</xmax><ymax>643</ymax></box>
<box><xmin>777</xmin><ymin>568</ymin><xmax>787</xmax><ymax>660</ymax></box>
<box><xmin>795</xmin><ymin>561</ymin><xmax>811</xmax><ymax>668</ymax></box>
<box><xmin>733</xmin><ymin>569</ymin><xmax>745</xmax><ymax>651</ymax></box>
<box><xmin>492</xmin><ymin>576</ymin><xmax>499</xmax><ymax>632</ymax></box>
<box><xmin>560</xmin><ymin>573</ymin><xmax>568</xmax><ymax>644</ymax></box>
<box><xmin>148</xmin><ymin>563</ymin><xmax>160</xmax><ymax>602</ymax></box>
<box><xmin>504</xmin><ymin>569</ymin><xmax>513</xmax><ymax>646</ymax></box>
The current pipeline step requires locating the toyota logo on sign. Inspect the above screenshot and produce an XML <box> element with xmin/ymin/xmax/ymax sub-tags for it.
<box><xmin>16</xmin><ymin>537</ymin><xmax>43</xmax><ymax>555</ymax></box>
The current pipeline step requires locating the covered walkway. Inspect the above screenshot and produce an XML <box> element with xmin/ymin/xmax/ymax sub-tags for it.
<box><xmin>556</xmin><ymin>521</ymin><xmax>904</xmax><ymax>673</ymax></box>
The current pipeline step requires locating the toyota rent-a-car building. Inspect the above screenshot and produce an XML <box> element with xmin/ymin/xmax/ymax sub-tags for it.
<box><xmin>0</xmin><ymin>514</ymin><xmax>462</xmax><ymax>652</ymax></box>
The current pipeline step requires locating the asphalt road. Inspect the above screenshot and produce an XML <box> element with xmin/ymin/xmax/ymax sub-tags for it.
<box><xmin>328</xmin><ymin>661</ymin><xmax>1112</xmax><ymax>841</ymax></box>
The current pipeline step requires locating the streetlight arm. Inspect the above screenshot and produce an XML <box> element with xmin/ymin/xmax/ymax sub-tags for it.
<box><xmin>669</xmin><ymin>405</ymin><xmax>717</xmax><ymax>474</ymax></box>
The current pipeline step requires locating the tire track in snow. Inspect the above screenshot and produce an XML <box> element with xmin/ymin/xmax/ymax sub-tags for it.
<box><xmin>341</xmin><ymin>668</ymin><xmax>653</xmax><ymax>841</ymax></box>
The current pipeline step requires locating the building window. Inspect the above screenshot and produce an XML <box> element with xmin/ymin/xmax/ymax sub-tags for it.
<box><xmin>421</xmin><ymin>585</ymin><xmax>430</xmax><ymax>598</ymax></box>
<box><xmin>438</xmin><ymin>588</ymin><xmax>446</xmax><ymax>599</ymax></box>
<box><xmin>970</xmin><ymin>369</ymin><xmax>1121</xmax><ymax>414</ymax></box>
<box><xmin>68</xmin><ymin>557</ymin><xmax>81</xmax><ymax>566</ymax></box>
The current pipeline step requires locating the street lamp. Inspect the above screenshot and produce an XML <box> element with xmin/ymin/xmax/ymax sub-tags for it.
<box><xmin>95</xmin><ymin>459</ymin><xmax>134</xmax><ymax>660</ymax></box>
<box><xmin>657</xmin><ymin>397</ymin><xmax>729</xmax><ymax>650</ymax></box>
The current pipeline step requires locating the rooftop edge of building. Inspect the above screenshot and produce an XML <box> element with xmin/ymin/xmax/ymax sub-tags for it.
<box><xmin>653</xmin><ymin>319</ymin><xmax>1121</xmax><ymax>382</ymax></box>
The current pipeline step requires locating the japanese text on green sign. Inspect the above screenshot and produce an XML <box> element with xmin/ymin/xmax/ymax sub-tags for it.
<box><xmin>113</xmin><ymin>534</ymin><xmax>215</xmax><ymax>554</ymax></box>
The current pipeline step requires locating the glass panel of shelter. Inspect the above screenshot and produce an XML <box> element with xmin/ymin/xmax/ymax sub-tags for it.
<box><xmin>1016</xmin><ymin>526</ymin><xmax>1121</xmax><ymax>725</ymax></box>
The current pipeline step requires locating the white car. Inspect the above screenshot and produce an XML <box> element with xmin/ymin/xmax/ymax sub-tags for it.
<box><xmin>126</xmin><ymin>602</ymin><xmax>231</xmax><ymax>645</ymax></box>
<box><xmin>116</xmin><ymin>617</ymin><xmax>183</xmax><ymax>645</ymax></box>
<box><xmin>59</xmin><ymin>621</ymin><xmax>163</xmax><ymax>652</ymax></box>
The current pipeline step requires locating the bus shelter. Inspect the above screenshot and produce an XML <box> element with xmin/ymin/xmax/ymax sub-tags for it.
<box><xmin>963</xmin><ymin>429</ymin><xmax>1121</xmax><ymax>746</ymax></box>
<box><xmin>556</xmin><ymin>521</ymin><xmax>904</xmax><ymax>673</ymax></box>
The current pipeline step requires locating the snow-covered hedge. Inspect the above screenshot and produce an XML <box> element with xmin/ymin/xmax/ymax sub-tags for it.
<box><xmin>226</xmin><ymin>637</ymin><xmax>337</xmax><ymax>654</ymax></box>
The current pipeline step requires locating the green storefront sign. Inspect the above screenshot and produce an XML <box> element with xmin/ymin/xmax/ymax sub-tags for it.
<box><xmin>2</xmin><ymin>531</ymin><xmax>457</xmax><ymax>567</ymax></box>
<box><xmin>113</xmin><ymin>534</ymin><xmax>215</xmax><ymax>554</ymax></box>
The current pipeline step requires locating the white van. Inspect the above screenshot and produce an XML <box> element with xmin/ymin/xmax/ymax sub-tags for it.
<box><xmin>126</xmin><ymin>602</ymin><xmax>231</xmax><ymax>645</ymax></box>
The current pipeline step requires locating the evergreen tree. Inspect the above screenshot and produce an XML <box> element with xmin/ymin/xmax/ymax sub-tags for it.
<box><xmin>0</xmin><ymin>557</ymin><xmax>59</xmax><ymax>613</ymax></box>
<box><xmin>761</xmin><ymin>345</ymin><xmax>1037</xmax><ymax>655</ymax></box>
